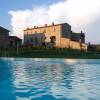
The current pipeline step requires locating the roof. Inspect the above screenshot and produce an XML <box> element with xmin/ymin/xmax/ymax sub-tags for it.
<box><xmin>0</xmin><ymin>26</ymin><xmax>10</xmax><ymax>32</ymax></box>
<box><xmin>71</xmin><ymin>32</ymin><xmax>85</xmax><ymax>37</ymax></box>
<box><xmin>24</xmin><ymin>23</ymin><xmax>71</xmax><ymax>31</ymax></box>
<box><xmin>9</xmin><ymin>36</ymin><xmax>22</xmax><ymax>41</ymax></box>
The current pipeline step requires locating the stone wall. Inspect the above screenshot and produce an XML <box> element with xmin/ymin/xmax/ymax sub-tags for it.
<box><xmin>24</xmin><ymin>24</ymin><xmax>61</xmax><ymax>47</ymax></box>
<box><xmin>70</xmin><ymin>41</ymin><xmax>81</xmax><ymax>50</ymax></box>
<box><xmin>0</xmin><ymin>36</ymin><xmax>10</xmax><ymax>48</ymax></box>
<box><xmin>60</xmin><ymin>38</ymin><xmax>70</xmax><ymax>48</ymax></box>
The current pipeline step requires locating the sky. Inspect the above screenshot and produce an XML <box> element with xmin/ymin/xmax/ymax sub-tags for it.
<box><xmin>0</xmin><ymin>0</ymin><xmax>100</xmax><ymax>44</ymax></box>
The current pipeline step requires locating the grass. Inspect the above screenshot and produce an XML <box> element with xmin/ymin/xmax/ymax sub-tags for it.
<box><xmin>0</xmin><ymin>47</ymin><xmax>100</xmax><ymax>59</ymax></box>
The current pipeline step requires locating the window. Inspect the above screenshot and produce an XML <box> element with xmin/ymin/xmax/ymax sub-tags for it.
<box><xmin>35</xmin><ymin>31</ymin><xmax>37</xmax><ymax>33</ymax></box>
<box><xmin>30</xmin><ymin>38</ymin><xmax>33</xmax><ymax>43</ymax></box>
<box><xmin>50</xmin><ymin>36</ymin><xmax>56</xmax><ymax>43</ymax></box>
<box><xmin>43</xmin><ymin>30</ymin><xmax>46</xmax><ymax>33</ymax></box>
<box><xmin>34</xmin><ymin>37</ymin><xmax>38</xmax><ymax>45</ymax></box>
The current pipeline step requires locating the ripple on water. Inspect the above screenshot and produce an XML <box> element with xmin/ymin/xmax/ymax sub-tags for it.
<box><xmin>0</xmin><ymin>58</ymin><xmax>100</xmax><ymax>100</ymax></box>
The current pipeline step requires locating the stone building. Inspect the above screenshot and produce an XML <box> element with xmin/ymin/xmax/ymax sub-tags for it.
<box><xmin>24</xmin><ymin>23</ymin><xmax>87</xmax><ymax>50</ymax></box>
<box><xmin>0</xmin><ymin>26</ymin><xmax>22</xmax><ymax>48</ymax></box>
<box><xmin>0</xmin><ymin>26</ymin><xmax>10</xmax><ymax>48</ymax></box>
<box><xmin>9</xmin><ymin>36</ymin><xmax>22</xmax><ymax>48</ymax></box>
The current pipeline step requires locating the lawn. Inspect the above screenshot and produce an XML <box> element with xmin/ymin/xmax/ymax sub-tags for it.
<box><xmin>0</xmin><ymin>47</ymin><xmax>100</xmax><ymax>59</ymax></box>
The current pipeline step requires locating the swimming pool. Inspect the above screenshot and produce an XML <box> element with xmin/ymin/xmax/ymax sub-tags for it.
<box><xmin>0</xmin><ymin>58</ymin><xmax>100</xmax><ymax>100</ymax></box>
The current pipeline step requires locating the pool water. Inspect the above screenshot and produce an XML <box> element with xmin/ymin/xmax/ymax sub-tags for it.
<box><xmin>0</xmin><ymin>58</ymin><xmax>100</xmax><ymax>100</ymax></box>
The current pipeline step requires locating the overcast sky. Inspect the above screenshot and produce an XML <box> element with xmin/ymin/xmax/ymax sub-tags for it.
<box><xmin>0</xmin><ymin>0</ymin><xmax>100</xmax><ymax>44</ymax></box>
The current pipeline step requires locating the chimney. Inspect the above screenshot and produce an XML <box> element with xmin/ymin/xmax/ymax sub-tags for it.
<box><xmin>81</xmin><ymin>30</ymin><xmax>83</xmax><ymax>33</ymax></box>
<box><xmin>52</xmin><ymin>22</ymin><xmax>54</xmax><ymax>26</ymax></box>
<box><xmin>45</xmin><ymin>24</ymin><xmax>47</xmax><ymax>27</ymax></box>
<box><xmin>34</xmin><ymin>26</ymin><xmax>36</xmax><ymax>28</ymax></box>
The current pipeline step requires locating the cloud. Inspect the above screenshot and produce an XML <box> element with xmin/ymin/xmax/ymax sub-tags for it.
<box><xmin>9</xmin><ymin>0</ymin><xmax>100</xmax><ymax>43</ymax></box>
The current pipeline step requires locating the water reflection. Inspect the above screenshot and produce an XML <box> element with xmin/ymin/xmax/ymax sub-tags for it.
<box><xmin>0</xmin><ymin>59</ymin><xmax>16</xmax><ymax>100</ymax></box>
<box><xmin>0</xmin><ymin>58</ymin><xmax>100</xmax><ymax>100</ymax></box>
<box><xmin>64</xmin><ymin>59</ymin><xmax>77</xmax><ymax>65</ymax></box>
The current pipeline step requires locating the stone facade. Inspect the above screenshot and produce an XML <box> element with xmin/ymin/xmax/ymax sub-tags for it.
<box><xmin>24</xmin><ymin>23</ymin><xmax>87</xmax><ymax>50</ymax></box>
<box><xmin>0</xmin><ymin>26</ymin><xmax>10</xmax><ymax>48</ymax></box>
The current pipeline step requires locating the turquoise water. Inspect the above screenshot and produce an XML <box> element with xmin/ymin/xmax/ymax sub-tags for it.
<box><xmin>0</xmin><ymin>58</ymin><xmax>100</xmax><ymax>100</ymax></box>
